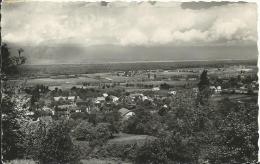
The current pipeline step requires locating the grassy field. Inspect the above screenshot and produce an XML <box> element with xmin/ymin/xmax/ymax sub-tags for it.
<box><xmin>211</xmin><ymin>93</ymin><xmax>257</xmax><ymax>102</ymax></box>
<box><xmin>108</xmin><ymin>133</ymin><xmax>156</xmax><ymax>146</ymax></box>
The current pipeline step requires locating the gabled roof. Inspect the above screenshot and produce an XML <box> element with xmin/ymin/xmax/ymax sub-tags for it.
<box><xmin>118</xmin><ymin>108</ymin><xmax>130</xmax><ymax>116</ymax></box>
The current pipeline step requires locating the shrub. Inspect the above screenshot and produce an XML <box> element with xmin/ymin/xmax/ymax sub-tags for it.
<box><xmin>92</xmin><ymin>143</ymin><xmax>138</xmax><ymax>161</ymax></box>
<box><xmin>72</xmin><ymin>122</ymin><xmax>113</xmax><ymax>147</ymax></box>
<box><xmin>206</xmin><ymin>102</ymin><xmax>258</xmax><ymax>163</ymax></box>
<box><xmin>134</xmin><ymin>133</ymin><xmax>199</xmax><ymax>164</ymax></box>
<box><xmin>122</xmin><ymin>107</ymin><xmax>163</xmax><ymax>136</ymax></box>
<box><xmin>72</xmin><ymin>121</ymin><xmax>96</xmax><ymax>141</ymax></box>
<box><xmin>70</xmin><ymin>112</ymin><xmax>88</xmax><ymax>120</ymax></box>
<box><xmin>94</xmin><ymin>123</ymin><xmax>113</xmax><ymax>141</ymax></box>
<box><xmin>2</xmin><ymin>96</ymin><xmax>25</xmax><ymax>160</ymax></box>
<box><xmin>38</xmin><ymin>120</ymin><xmax>80</xmax><ymax>164</ymax></box>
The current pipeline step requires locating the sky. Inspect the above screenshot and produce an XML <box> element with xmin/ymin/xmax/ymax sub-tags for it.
<box><xmin>2</xmin><ymin>1</ymin><xmax>258</xmax><ymax>65</ymax></box>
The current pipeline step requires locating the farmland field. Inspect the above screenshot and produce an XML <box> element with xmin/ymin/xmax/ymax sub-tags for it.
<box><xmin>18</xmin><ymin>60</ymin><xmax>257</xmax><ymax>77</ymax></box>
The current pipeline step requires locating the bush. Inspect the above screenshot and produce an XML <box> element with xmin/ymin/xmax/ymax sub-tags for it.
<box><xmin>206</xmin><ymin>102</ymin><xmax>258</xmax><ymax>163</ymax></box>
<box><xmin>122</xmin><ymin>107</ymin><xmax>163</xmax><ymax>136</ymax></box>
<box><xmin>72</xmin><ymin>121</ymin><xmax>96</xmax><ymax>141</ymax></box>
<box><xmin>92</xmin><ymin>143</ymin><xmax>138</xmax><ymax>161</ymax></box>
<box><xmin>38</xmin><ymin>120</ymin><xmax>80</xmax><ymax>164</ymax></box>
<box><xmin>134</xmin><ymin>140</ymin><xmax>168</xmax><ymax>164</ymax></box>
<box><xmin>94</xmin><ymin>123</ymin><xmax>113</xmax><ymax>141</ymax></box>
<box><xmin>72</xmin><ymin>122</ymin><xmax>113</xmax><ymax>147</ymax></box>
<box><xmin>134</xmin><ymin>133</ymin><xmax>199</xmax><ymax>164</ymax></box>
<box><xmin>70</xmin><ymin>112</ymin><xmax>88</xmax><ymax>120</ymax></box>
<box><xmin>2</xmin><ymin>96</ymin><xmax>25</xmax><ymax>160</ymax></box>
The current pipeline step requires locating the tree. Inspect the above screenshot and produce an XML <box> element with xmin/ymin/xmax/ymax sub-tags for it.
<box><xmin>1</xmin><ymin>43</ymin><xmax>26</xmax><ymax>75</ymax></box>
<box><xmin>135</xmin><ymin>132</ymin><xmax>199</xmax><ymax>164</ymax></box>
<box><xmin>197</xmin><ymin>70</ymin><xmax>211</xmax><ymax>105</ymax></box>
<box><xmin>2</xmin><ymin>95</ymin><xmax>25</xmax><ymax>160</ymax></box>
<box><xmin>72</xmin><ymin>121</ymin><xmax>113</xmax><ymax>148</ymax></box>
<box><xmin>38</xmin><ymin>120</ymin><xmax>80</xmax><ymax>164</ymax></box>
<box><xmin>72</xmin><ymin>121</ymin><xmax>96</xmax><ymax>141</ymax></box>
<box><xmin>1</xmin><ymin>43</ymin><xmax>27</xmax><ymax>160</ymax></box>
<box><xmin>160</xmin><ymin>83</ymin><xmax>170</xmax><ymax>90</ymax></box>
<box><xmin>122</xmin><ymin>106</ymin><xmax>162</xmax><ymax>136</ymax></box>
<box><xmin>198</xmin><ymin>70</ymin><xmax>210</xmax><ymax>92</ymax></box>
<box><xmin>207</xmin><ymin>100</ymin><xmax>258</xmax><ymax>163</ymax></box>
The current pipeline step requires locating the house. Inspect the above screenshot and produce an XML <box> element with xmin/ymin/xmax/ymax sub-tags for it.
<box><xmin>216</xmin><ymin>86</ymin><xmax>222</xmax><ymax>93</ymax></box>
<box><xmin>103</xmin><ymin>93</ymin><xmax>108</xmax><ymax>98</ymax></box>
<box><xmin>68</xmin><ymin>96</ymin><xmax>76</xmax><ymax>102</ymax></box>
<box><xmin>130</xmin><ymin>93</ymin><xmax>144</xmax><ymax>97</ymax></box>
<box><xmin>97</xmin><ymin>97</ymin><xmax>106</xmax><ymax>101</ymax></box>
<box><xmin>210</xmin><ymin>86</ymin><xmax>216</xmax><ymax>90</ymax></box>
<box><xmin>111</xmin><ymin>96</ymin><xmax>119</xmax><ymax>102</ymax></box>
<box><xmin>152</xmin><ymin>87</ymin><xmax>160</xmax><ymax>91</ymax></box>
<box><xmin>75</xmin><ymin>109</ymin><xmax>81</xmax><ymax>113</ymax></box>
<box><xmin>57</xmin><ymin>104</ymin><xmax>77</xmax><ymax>111</ymax></box>
<box><xmin>234</xmin><ymin>89</ymin><xmax>247</xmax><ymax>94</ymax></box>
<box><xmin>95</xmin><ymin>97</ymin><xmax>106</xmax><ymax>104</ymax></box>
<box><xmin>54</xmin><ymin>96</ymin><xmax>66</xmax><ymax>101</ymax></box>
<box><xmin>25</xmin><ymin>111</ymin><xmax>35</xmax><ymax>116</ymax></box>
<box><xmin>168</xmin><ymin>91</ymin><xmax>177</xmax><ymax>95</ymax></box>
<box><xmin>54</xmin><ymin>96</ymin><xmax>61</xmax><ymax>101</ymax></box>
<box><xmin>188</xmin><ymin>78</ymin><xmax>197</xmax><ymax>81</ymax></box>
<box><xmin>42</xmin><ymin>106</ymin><xmax>53</xmax><ymax>112</ymax></box>
<box><xmin>129</xmin><ymin>93</ymin><xmax>144</xmax><ymax>100</ymax></box>
<box><xmin>118</xmin><ymin>108</ymin><xmax>135</xmax><ymax>120</ymax></box>
<box><xmin>142</xmin><ymin>96</ymin><xmax>148</xmax><ymax>101</ymax></box>
<box><xmin>222</xmin><ymin>89</ymin><xmax>234</xmax><ymax>94</ymax></box>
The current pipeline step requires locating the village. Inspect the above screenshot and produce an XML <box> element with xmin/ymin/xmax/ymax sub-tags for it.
<box><xmin>9</xmin><ymin>64</ymin><xmax>258</xmax><ymax>122</ymax></box>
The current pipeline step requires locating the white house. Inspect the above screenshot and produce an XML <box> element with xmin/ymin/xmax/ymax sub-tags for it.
<box><xmin>118</xmin><ymin>108</ymin><xmax>135</xmax><ymax>120</ymax></box>
<box><xmin>152</xmin><ymin>87</ymin><xmax>160</xmax><ymax>91</ymax></box>
<box><xmin>25</xmin><ymin>111</ymin><xmax>34</xmax><ymax>116</ymax></box>
<box><xmin>103</xmin><ymin>93</ymin><xmax>108</xmax><ymax>98</ymax></box>
<box><xmin>111</xmin><ymin>96</ymin><xmax>119</xmax><ymax>102</ymax></box>
<box><xmin>68</xmin><ymin>96</ymin><xmax>76</xmax><ymax>101</ymax></box>
<box><xmin>168</xmin><ymin>91</ymin><xmax>177</xmax><ymax>95</ymax></box>
<box><xmin>54</xmin><ymin>96</ymin><xmax>66</xmax><ymax>101</ymax></box>
<box><xmin>216</xmin><ymin>86</ymin><xmax>222</xmax><ymax>93</ymax></box>
<box><xmin>142</xmin><ymin>96</ymin><xmax>148</xmax><ymax>101</ymax></box>
<box><xmin>95</xmin><ymin>97</ymin><xmax>105</xmax><ymax>104</ymax></box>
<box><xmin>54</xmin><ymin>96</ymin><xmax>61</xmax><ymax>101</ymax></box>
<box><xmin>96</xmin><ymin>97</ymin><xmax>105</xmax><ymax>101</ymax></box>
<box><xmin>125</xmin><ymin>112</ymin><xmax>135</xmax><ymax>119</ymax></box>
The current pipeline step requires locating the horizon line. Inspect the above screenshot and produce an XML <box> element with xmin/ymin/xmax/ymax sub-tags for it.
<box><xmin>23</xmin><ymin>58</ymin><xmax>258</xmax><ymax>66</ymax></box>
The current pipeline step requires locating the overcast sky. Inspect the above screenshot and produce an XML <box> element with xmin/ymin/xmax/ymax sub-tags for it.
<box><xmin>2</xmin><ymin>1</ymin><xmax>258</xmax><ymax>65</ymax></box>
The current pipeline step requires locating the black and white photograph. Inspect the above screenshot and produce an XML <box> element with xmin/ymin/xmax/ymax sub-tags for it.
<box><xmin>1</xmin><ymin>0</ymin><xmax>259</xmax><ymax>164</ymax></box>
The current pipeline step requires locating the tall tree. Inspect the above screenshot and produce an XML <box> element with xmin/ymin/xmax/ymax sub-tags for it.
<box><xmin>1</xmin><ymin>43</ymin><xmax>27</xmax><ymax>160</ymax></box>
<box><xmin>1</xmin><ymin>43</ymin><xmax>26</xmax><ymax>75</ymax></box>
<box><xmin>198</xmin><ymin>70</ymin><xmax>210</xmax><ymax>92</ymax></box>
<box><xmin>197</xmin><ymin>70</ymin><xmax>211</xmax><ymax>105</ymax></box>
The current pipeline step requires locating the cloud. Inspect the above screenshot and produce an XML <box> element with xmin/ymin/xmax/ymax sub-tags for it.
<box><xmin>2</xmin><ymin>2</ymin><xmax>257</xmax><ymax>47</ymax></box>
